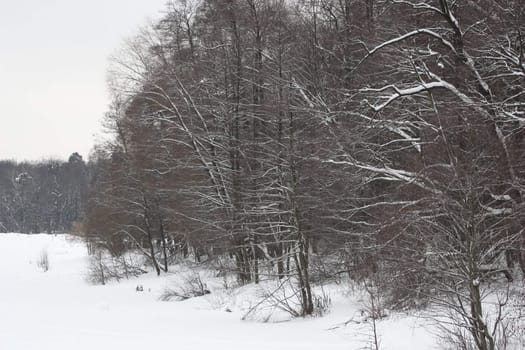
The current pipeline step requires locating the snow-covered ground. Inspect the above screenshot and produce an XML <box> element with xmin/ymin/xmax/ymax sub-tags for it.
<box><xmin>0</xmin><ymin>233</ymin><xmax>436</xmax><ymax>349</ymax></box>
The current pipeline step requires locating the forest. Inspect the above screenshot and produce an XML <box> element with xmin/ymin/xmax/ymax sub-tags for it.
<box><xmin>2</xmin><ymin>1</ymin><xmax>523</xmax><ymax>349</ymax></box>
<box><xmin>0</xmin><ymin>153</ymin><xmax>88</xmax><ymax>233</ymax></box>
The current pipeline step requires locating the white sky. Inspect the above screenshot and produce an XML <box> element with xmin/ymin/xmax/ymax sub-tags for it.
<box><xmin>0</xmin><ymin>0</ymin><xmax>168</xmax><ymax>161</ymax></box>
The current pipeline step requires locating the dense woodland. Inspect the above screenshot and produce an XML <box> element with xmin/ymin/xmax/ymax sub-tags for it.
<box><xmin>0</xmin><ymin>153</ymin><xmax>89</xmax><ymax>233</ymax></box>
<box><xmin>2</xmin><ymin>0</ymin><xmax>523</xmax><ymax>349</ymax></box>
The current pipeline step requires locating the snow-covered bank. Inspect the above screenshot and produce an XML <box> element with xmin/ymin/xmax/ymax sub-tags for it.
<box><xmin>0</xmin><ymin>233</ymin><xmax>435</xmax><ymax>349</ymax></box>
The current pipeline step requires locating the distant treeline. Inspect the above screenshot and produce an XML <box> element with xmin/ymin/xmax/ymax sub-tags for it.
<box><xmin>0</xmin><ymin>153</ymin><xmax>89</xmax><ymax>233</ymax></box>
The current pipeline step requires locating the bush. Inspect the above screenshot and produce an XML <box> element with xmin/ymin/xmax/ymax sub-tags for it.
<box><xmin>87</xmin><ymin>249</ymin><xmax>146</xmax><ymax>285</ymax></box>
<box><xmin>160</xmin><ymin>272</ymin><xmax>210</xmax><ymax>301</ymax></box>
<box><xmin>312</xmin><ymin>287</ymin><xmax>332</xmax><ymax>317</ymax></box>
<box><xmin>242</xmin><ymin>279</ymin><xmax>307</xmax><ymax>321</ymax></box>
<box><xmin>37</xmin><ymin>250</ymin><xmax>49</xmax><ymax>272</ymax></box>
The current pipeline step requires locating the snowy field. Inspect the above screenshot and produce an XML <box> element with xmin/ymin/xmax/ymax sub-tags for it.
<box><xmin>0</xmin><ymin>233</ymin><xmax>436</xmax><ymax>350</ymax></box>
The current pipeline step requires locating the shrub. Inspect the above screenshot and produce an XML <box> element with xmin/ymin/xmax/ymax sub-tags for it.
<box><xmin>160</xmin><ymin>273</ymin><xmax>210</xmax><ymax>301</ymax></box>
<box><xmin>37</xmin><ymin>249</ymin><xmax>49</xmax><ymax>272</ymax></box>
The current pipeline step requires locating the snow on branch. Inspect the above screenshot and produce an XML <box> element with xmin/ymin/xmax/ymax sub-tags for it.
<box><xmin>352</xmin><ymin>29</ymin><xmax>456</xmax><ymax>73</ymax></box>
<box><xmin>498</xmin><ymin>44</ymin><xmax>525</xmax><ymax>77</ymax></box>
<box><xmin>363</xmin><ymin>81</ymin><xmax>449</xmax><ymax>112</ymax></box>
<box><xmin>385</xmin><ymin>125</ymin><xmax>422</xmax><ymax>153</ymax></box>
<box><xmin>392</xmin><ymin>0</ymin><xmax>444</xmax><ymax>15</ymax></box>
<box><xmin>365</xmin><ymin>70</ymin><xmax>494</xmax><ymax>123</ymax></box>
<box><xmin>325</xmin><ymin>159</ymin><xmax>440</xmax><ymax>194</ymax></box>
<box><xmin>291</xmin><ymin>77</ymin><xmax>315</xmax><ymax>108</ymax></box>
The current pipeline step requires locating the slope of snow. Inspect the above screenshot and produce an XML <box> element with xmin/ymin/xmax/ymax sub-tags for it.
<box><xmin>0</xmin><ymin>233</ymin><xmax>435</xmax><ymax>349</ymax></box>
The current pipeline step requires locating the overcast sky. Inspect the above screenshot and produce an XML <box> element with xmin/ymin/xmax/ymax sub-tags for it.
<box><xmin>0</xmin><ymin>0</ymin><xmax>168</xmax><ymax>161</ymax></box>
